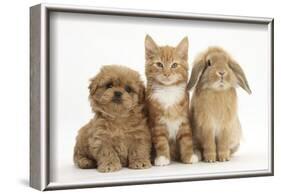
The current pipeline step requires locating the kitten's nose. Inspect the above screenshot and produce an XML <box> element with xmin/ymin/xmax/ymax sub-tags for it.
<box><xmin>164</xmin><ymin>72</ymin><xmax>170</xmax><ymax>77</ymax></box>
<box><xmin>114</xmin><ymin>91</ymin><xmax>122</xmax><ymax>98</ymax></box>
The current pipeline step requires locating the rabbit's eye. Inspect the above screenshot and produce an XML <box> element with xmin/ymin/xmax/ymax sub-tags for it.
<box><xmin>207</xmin><ymin>60</ymin><xmax>212</xmax><ymax>67</ymax></box>
<box><xmin>156</xmin><ymin>62</ymin><xmax>164</xmax><ymax>68</ymax></box>
<box><xmin>171</xmin><ymin>63</ymin><xmax>178</xmax><ymax>68</ymax></box>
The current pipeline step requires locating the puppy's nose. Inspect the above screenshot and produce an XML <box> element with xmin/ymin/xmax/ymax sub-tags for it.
<box><xmin>114</xmin><ymin>91</ymin><xmax>122</xmax><ymax>98</ymax></box>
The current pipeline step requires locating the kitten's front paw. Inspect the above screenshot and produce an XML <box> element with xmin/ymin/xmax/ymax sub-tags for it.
<box><xmin>218</xmin><ymin>151</ymin><xmax>231</xmax><ymax>162</ymax></box>
<box><xmin>129</xmin><ymin>159</ymin><xmax>152</xmax><ymax>169</ymax></box>
<box><xmin>182</xmin><ymin>153</ymin><xmax>199</xmax><ymax>164</ymax></box>
<box><xmin>97</xmin><ymin>160</ymin><xmax>122</xmax><ymax>173</ymax></box>
<box><xmin>154</xmin><ymin>156</ymin><xmax>170</xmax><ymax>166</ymax></box>
<box><xmin>204</xmin><ymin>152</ymin><xmax>216</xmax><ymax>163</ymax></box>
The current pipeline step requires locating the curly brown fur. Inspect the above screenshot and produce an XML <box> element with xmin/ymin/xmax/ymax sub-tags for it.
<box><xmin>145</xmin><ymin>35</ymin><xmax>198</xmax><ymax>166</ymax></box>
<box><xmin>73</xmin><ymin>65</ymin><xmax>152</xmax><ymax>172</ymax></box>
<box><xmin>187</xmin><ymin>47</ymin><xmax>251</xmax><ymax>162</ymax></box>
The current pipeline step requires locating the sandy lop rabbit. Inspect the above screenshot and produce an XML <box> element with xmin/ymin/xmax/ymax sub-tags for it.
<box><xmin>187</xmin><ymin>47</ymin><xmax>251</xmax><ymax>162</ymax></box>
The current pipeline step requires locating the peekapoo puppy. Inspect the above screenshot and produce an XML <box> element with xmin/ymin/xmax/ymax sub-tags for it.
<box><xmin>74</xmin><ymin>65</ymin><xmax>152</xmax><ymax>172</ymax></box>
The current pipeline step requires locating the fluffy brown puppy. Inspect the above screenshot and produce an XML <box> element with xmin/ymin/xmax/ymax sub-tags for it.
<box><xmin>73</xmin><ymin>65</ymin><xmax>152</xmax><ymax>173</ymax></box>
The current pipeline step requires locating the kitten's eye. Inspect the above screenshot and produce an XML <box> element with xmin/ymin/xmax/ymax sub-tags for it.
<box><xmin>156</xmin><ymin>62</ymin><xmax>164</xmax><ymax>68</ymax></box>
<box><xmin>105</xmin><ymin>82</ymin><xmax>113</xmax><ymax>89</ymax></box>
<box><xmin>207</xmin><ymin>60</ymin><xmax>212</xmax><ymax>67</ymax></box>
<box><xmin>125</xmin><ymin>85</ymin><xmax>132</xmax><ymax>93</ymax></box>
<box><xmin>171</xmin><ymin>63</ymin><xmax>178</xmax><ymax>68</ymax></box>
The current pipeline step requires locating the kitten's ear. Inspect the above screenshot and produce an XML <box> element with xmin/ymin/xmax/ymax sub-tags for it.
<box><xmin>145</xmin><ymin>34</ymin><xmax>159</xmax><ymax>60</ymax></box>
<box><xmin>176</xmin><ymin>36</ymin><xmax>189</xmax><ymax>61</ymax></box>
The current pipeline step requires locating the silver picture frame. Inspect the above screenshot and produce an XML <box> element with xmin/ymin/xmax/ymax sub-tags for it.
<box><xmin>30</xmin><ymin>3</ymin><xmax>274</xmax><ymax>191</ymax></box>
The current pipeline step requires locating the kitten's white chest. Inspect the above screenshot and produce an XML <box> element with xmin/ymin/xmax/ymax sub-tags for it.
<box><xmin>151</xmin><ymin>83</ymin><xmax>186</xmax><ymax>109</ymax></box>
<box><xmin>161</xmin><ymin>117</ymin><xmax>184</xmax><ymax>140</ymax></box>
<box><xmin>151</xmin><ymin>83</ymin><xmax>186</xmax><ymax>140</ymax></box>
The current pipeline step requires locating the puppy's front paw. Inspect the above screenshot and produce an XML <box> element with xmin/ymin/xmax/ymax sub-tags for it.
<box><xmin>129</xmin><ymin>159</ymin><xmax>152</xmax><ymax>169</ymax></box>
<box><xmin>204</xmin><ymin>152</ymin><xmax>216</xmax><ymax>163</ymax></box>
<box><xmin>97</xmin><ymin>160</ymin><xmax>122</xmax><ymax>173</ymax></box>
<box><xmin>76</xmin><ymin>157</ymin><xmax>96</xmax><ymax>169</ymax></box>
<box><xmin>154</xmin><ymin>156</ymin><xmax>170</xmax><ymax>166</ymax></box>
<box><xmin>218</xmin><ymin>151</ymin><xmax>231</xmax><ymax>162</ymax></box>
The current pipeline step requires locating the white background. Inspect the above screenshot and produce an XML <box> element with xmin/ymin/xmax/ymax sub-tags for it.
<box><xmin>0</xmin><ymin>0</ymin><xmax>279</xmax><ymax>193</ymax></box>
<box><xmin>49</xmin><ymin>10</ymin><xmax>269</xmax><ymax>184</ymax></box>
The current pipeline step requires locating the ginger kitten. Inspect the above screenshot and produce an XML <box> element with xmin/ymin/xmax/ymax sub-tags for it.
<box><xmin>145</xmin><ymin>35</ymin><xmax>198</xmax><ymax>166</ymax></box>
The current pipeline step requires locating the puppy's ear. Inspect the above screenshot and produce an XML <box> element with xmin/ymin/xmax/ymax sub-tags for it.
<box><xmin>229</xmin><ymin>58</ymin><xmax>252</xmax><ymax>94</ymax></box>
<box><xmin>176</xmin><ymin>36</ymin><xmax>189</xmax><ymax>61</ymax></box>
<box><xmin>88</xmin><ymin>75</ymin><xmax>99</xmax><ymax>96</ymax></box>
<box><xmin>138</xmin><ymin>82</ymin><xmax>146</xmax><ymax>104</ymax></box>
<box><xmin>145</xmin><ymin>34</ymin><xmax>159</xmax><ymax>61</ymax></box>
<box><xmin>187</xmin><ymin>53</ymin><xmax>206</xmax><ymax>91</ymax></box>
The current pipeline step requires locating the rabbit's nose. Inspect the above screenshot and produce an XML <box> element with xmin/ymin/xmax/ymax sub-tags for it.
<box><xmin>217</xmin><ymin>71</ymin><xmax>226</xmax><ymax>76</ymax></box>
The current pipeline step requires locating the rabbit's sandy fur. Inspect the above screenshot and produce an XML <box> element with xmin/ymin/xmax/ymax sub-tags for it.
<box><xmin>188</xmin><ymin>47</ymin><xmax>251</xmax><ymax>162</ymax></box>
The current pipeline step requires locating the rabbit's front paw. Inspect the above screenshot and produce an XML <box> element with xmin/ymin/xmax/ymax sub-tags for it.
<box><xmin>218</xmin><ymin>151</ymin><xmax>231</xmax><ymax>162</ymax></box>
<box><xmin>204</xmin><ymin>152</ymin><xmax>216</xmax><ymax>163</ymax></box>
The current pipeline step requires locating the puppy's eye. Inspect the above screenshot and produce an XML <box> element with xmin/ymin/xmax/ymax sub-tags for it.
<box><xmin>156</xmin><ymin>62</ymin><xmax>164</xmax><ymax>68</ymax></box>
<box><xmin>171</xmin><ymin>63</ymin><xmax>178</xmax><ymax>68</ymax></box>
<box><xmin>207</xmin><ymin>60</ymin><xmax>212</xmax><ymax>67</ymax></box>
<box><xmin>125</xmin><ymin>85</ymin><xmax>132</xmax><ymax>93</ymax></box>
<box><xmin>105</xmin><ymin>82</ymin><xmax>113</xmax><ymax>89</ymax></box>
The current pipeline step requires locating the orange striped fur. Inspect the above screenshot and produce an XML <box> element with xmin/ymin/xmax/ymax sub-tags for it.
<box><xmin>144</xmin><ymin>35</ymin><xmax>198</xmax><ymax>165</ymax></box>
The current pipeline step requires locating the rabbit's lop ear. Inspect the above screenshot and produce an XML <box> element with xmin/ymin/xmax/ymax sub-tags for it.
<box><xmin>187</xmin><ymin>54</ymin><xmax>206</xmax><ymax>91</ymax></box>
<box><xmin>229</xmin><ymin>58</ymin><xmax>252</xmax><ymax>94</ymax></box>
